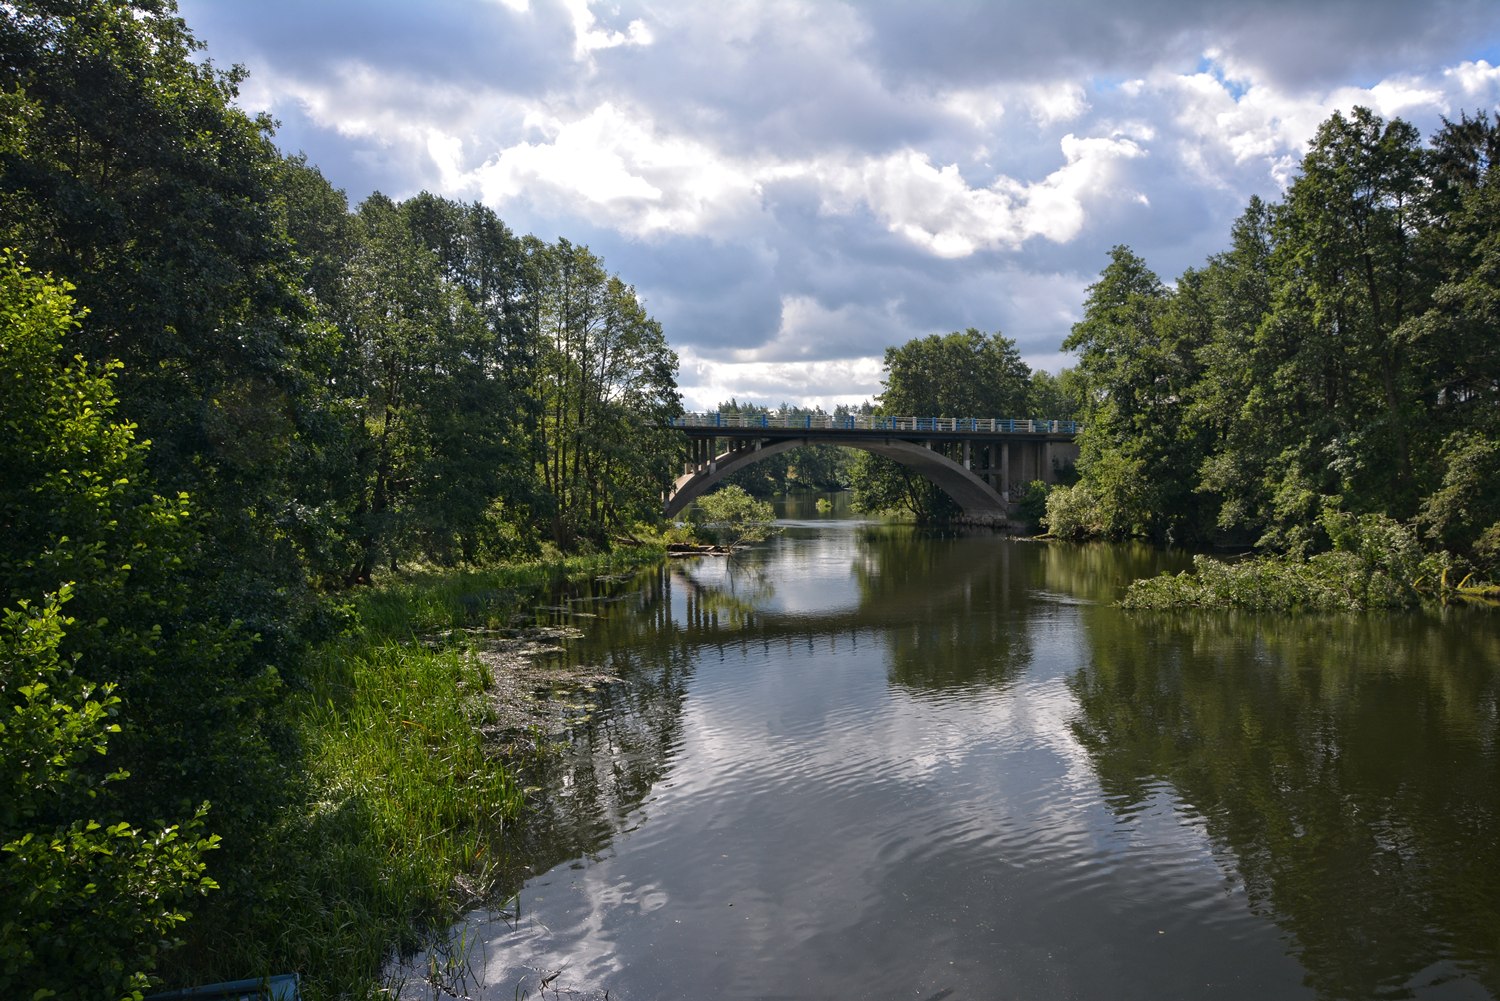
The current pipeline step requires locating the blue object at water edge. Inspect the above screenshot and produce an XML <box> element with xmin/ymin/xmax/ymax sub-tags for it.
<box><xmin>145</xmin><ymin>973</ymin><xmax>300</xmax><ymax>1001</ymax></box>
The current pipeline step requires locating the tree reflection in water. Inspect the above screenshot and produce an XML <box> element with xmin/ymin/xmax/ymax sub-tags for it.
<box><xmin>1069</xmin><ymin>606</ymin><xmax>1500</xmax><ymax>999</ymax></box>
<box><xmin>395</xmin><ymin>533</ymin><xmax>1499</xmax><ymax>1001</ymax></box>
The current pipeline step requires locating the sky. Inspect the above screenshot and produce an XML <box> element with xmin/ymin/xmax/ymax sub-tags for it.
<box><xmin>179</xmin><ymin>0</ymin><xmax>1500</xmax><ymax>412</ymax></box>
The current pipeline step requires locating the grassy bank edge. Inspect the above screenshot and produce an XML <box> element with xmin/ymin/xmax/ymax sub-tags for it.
<box><xmin>184</xmin><ymin>545</ymin><xmax>665</xmax><ymax>1000</ymax></box>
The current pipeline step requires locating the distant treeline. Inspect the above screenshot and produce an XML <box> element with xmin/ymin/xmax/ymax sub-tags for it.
<box><xmin>1050</xmin><ymin>105</ymin><xmax>1500</xmax><ymax>580</ymax></box>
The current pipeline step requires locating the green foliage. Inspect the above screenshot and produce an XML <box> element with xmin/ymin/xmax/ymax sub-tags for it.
<box><xmin>1015</xmin><ymin>481</ymin><xmax>1051</xmax><ymax>531</ymax></box>
<box><xmin>878</xmin><ymin>327</ymin><xmax>1031</xmax><ymax>417</ymax></box>
<box><xmin>1122</xmin><ymin>514</ymin><xmax>1454</xmax><ymax>611</ymax></box>
<box><xmin>0</xmin><ymin>252</ymin><xmax>179</xmax><ymax>617</ymax></box>
<box><xmin>328</xmin><ymin>192</ymin><xmax>542</xmax><ymax>579</ymax></box>
<box><xmin>0</xmin><ymin>4</ymin><xmax>686</xmax><ymax>997</ymax></box>
<box><xmin>0</xmin><ymin>0</ymin><xmax>324</xmax><ymax>660</ymax></box>
<box><xmin>849</xmin><ymin>328</ymin><xmax>1030</xmax><ymax>519</ymax></box>
<box><xmin>1063</xmin><ymin>246</ymin><xmax>1214</xmax><ymax>543</ymax></box>
<box><xmin>690</xmin><ymin>486</ymin><xmax>779</xmax><ymax>547</ymax></box>
<box><xmin>1057</xmin><ymin>106</ymin><xmax>1500</xmax><ymax>566</ymax></box>
<box><xmin>531</xmin><ymin>239</ymin><xmax>682</xmax><ymax>549</ymax></box>
<box><xmin>198</xmin><ymin>549</ymin><xmax>661</xmax><ymax>997</ymax></box>
<box><xmin>1042</xmin><ymin>482</ymin><xmax>1104</xmax><ymax>540</ymax></box>
<box><xmin>1475</xmin><ymin>523</ymin><xmax>1500</xmax><ymax>579</ymax></box>
<box><xmin>1</xmin><ymin>588</ymin><xmax>220</xmax><ymax>1001</ymax></box>
<box><xmin>1415</xmin><ymin>432</ymin><xmax>1500</xmax><ymax>559</ymax></box>
<box><xmin>1027</xmin><ymin>369</ymin><xmax>1080</xmax><ymax>421</ymax></box>
<box><xmin>0</xmin><ymin>253</ymin><xmax>288</xmax><ymax>991</ymax></box>
<box><xmin>848</xmin><ymin>449</ymin><xmax>948</xmax><ymax>520</ymax></box>
<box><xmin>250</xmin><ymin>638</ymin><xmax>524</xmax><ymax>994</ymax></box>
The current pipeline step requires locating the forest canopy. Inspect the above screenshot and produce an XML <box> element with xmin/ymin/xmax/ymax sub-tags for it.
<box><xmin>1049</xmin><ymin>106</ymin><xmax>1500</xmax><ymax>579</ymax></box>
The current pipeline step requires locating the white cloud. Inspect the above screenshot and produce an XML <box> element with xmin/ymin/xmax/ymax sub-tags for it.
<box><xmin>470</xmin><ymin>103</ymin><xmax>763</xmax><ymax>236</ymax></box>
<box><xmin>180</xmin><ymin>0</ymin><xmax>1500</xmax><ymax>409</ymax></box>
<box><xmin>1023</xmin><ymin>81</ymin><xmax>1091</xmax><ymax>126</ymax></box>
<box><xmin>676</xmin><ymin>344</ymin><xmax>886</xmax><ymax>412</ymax></box>
<box><xmin>562</xmin><ymin>0</ymin><xmax>653</xmax><ymax>61</ymax></box>
<box><xmin>819</xmin><ymin>134</ymin><xmax>1146</xmax><ymax>258</ymax></box>
<box><xmin>1147</xmin><ymin>55</ymin><xmax>1471</xmax><ymax>194</ymax></box>
<box><xmin>1446</xmin><ymin>59</ymin><xmax>1500</xmax><ymax>99</ymax></box>
<box><xmin>941</xmin><ymin>87</ymin><xmax>1007</xmax><ymax>129</ymax></box>
<box><xmin>1358</xmin><ymin>78</ymin><xmax>1449</xmax><ymax>121</ymax></box>
<box><xmin>937</xmin><ymin>79</ymin><xmax>1087</xmax><ymax>132</ymax></box>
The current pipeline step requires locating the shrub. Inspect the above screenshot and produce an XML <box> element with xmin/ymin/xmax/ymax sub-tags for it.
<box><xmin>1043</xmin><ymin>482</ymin><xmax>1103</xmax><ymax>540</ymax></box>
<box><xmin>689</xmin><ymin>486</ymin><xmax>779</xmax><ymax>547</ymax></box>
<box><xmin>1121</xmin><ymin>514</ymin><xmax>1458</xmax><ymax>611</ymax></box>
<box><xmin>0</xmin><ymin>253</ymin><xmax>283</xmax><ymax>992</ymax></box>
<box><xmin>0</xmin><ymin>589</ymin><xmax>219</xmax><ymax>1001</ymax></box>
<box><xmin>1016</xmin><ymin>480</ymin><xmax>1050</xmax><ymax>531</ymax></box>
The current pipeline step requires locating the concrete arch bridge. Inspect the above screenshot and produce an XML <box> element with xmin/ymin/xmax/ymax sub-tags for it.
<box><xmin>664</xmin><ymin>412</ymin><xmax>1080</xmax><ymax>524</ymax></box>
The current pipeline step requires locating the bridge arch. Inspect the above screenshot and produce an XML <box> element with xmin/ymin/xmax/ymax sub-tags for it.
<box><xmin>665</xmin><ymin>436</ymin><xmax>1011</xmax><ymax>522</ymax></box>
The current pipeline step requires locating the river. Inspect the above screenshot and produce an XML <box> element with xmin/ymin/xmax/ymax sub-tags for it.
<box><xmin>393</xmin><ymin>496</ymin><xmax>1500</xmax><ymax>1000</ymax></box>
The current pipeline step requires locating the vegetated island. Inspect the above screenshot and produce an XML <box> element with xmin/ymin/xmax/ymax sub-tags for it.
<box><xmin>1121</xmin><ymin>512</ymin><xmax>1499</xmax><ymax>611</ymax></box>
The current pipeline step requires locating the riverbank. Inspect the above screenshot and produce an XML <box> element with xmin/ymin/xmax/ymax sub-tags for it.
<box><xmin>177</xmin><ymin>546</ymin><xmax>664</xmax><ymax>1001</ymax></box>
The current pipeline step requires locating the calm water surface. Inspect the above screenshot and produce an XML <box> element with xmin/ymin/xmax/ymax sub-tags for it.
<box><xmin>396</xmin><ymin>497</ymin><xmax>1500</xmax><ymax>1000</ymax></box>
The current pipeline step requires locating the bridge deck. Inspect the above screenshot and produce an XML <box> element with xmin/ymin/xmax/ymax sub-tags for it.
<box><xmin>669</xmin><ymin>412</ymin><xmax>1079</xmax><ymax>440</ymax></box>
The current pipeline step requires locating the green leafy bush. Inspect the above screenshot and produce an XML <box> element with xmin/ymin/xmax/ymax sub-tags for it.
<box><xmin>0</xmin><ymin>589</ymin><xmax>219</xmax><ymax>1001</ymax></box>
<box><xmin>689</xmin><ymin>486</ymin><xmax>779</xmax><ymax>546</ymax></box>
<box><xmin>1043</xmin><ymin>482</ymin><xmax>1103</xmax><ymax>540</ymax></box>
<box><xmin>1016</xmin><ymin>480</ymin><xmax>1051</xmax><ymax>531</ymax></box>
<box><xmin>0</xmin><ymin>253</ymin><xmax>285</xmax><ymax>992</ymax></box>
<box><xmin>1121</xmin><ymin>514</ymin><xmax>1458</xmax><ymax>611</ymax></box>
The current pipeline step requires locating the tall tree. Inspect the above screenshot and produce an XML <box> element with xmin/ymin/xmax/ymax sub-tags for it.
<box><xmin>530</xmin><ymin>239</ymin><xmax>680</xmax><ymax>546</ymax></box>
<box><xmin>1271</xmin><ymin>107</ymin><xmax>1428</xmax><ymax>520</ymax></box>
<box><xmin>1191</xmin><ymin>196</ymin><xmax>1279</xmax><ymax>540</ymax></box>
<box><xmin>1060</xmin><ymin>247</ymin><xmax>1203</xmax><ymax>541</ymax></box>
<box><xmin>0</xmin><ymin>0</ymin><xmax>320</xmax><ymax>650</ymax></box>
<box><xmin>330</xmin><ymin>193</ymin><xmax>539</xmax><ymax>578</ymax></box>
<box><xmin>850</xmin><ymin>328</ymin><xmax>1030</xmax><ymax>520</ymax></box>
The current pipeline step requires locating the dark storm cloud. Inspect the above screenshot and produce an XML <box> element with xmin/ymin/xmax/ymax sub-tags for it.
<box><xmin>187</xmin><ymin>0</ymin><xmax>573</xmax><ymax>94</ymax></box>
<box><xmin>855</xmin><ymin>0</ymin><xmax>1500</xmax><ymax>90</ymax></box>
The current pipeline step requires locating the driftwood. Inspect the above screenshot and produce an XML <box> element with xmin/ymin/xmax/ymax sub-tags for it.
<box><xmin>665</xmin><ymin>541</ymin><xmax>737</xmax><ymax>557</ymax></box>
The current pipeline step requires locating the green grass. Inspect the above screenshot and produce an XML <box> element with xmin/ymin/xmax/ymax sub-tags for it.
<box><xmin>355</xmin><ymin>548</ymin><xmax>662</xmax><ymax>636</ymax></box>
<box><xmin>169</xmin><ymin>545</ymin><xmax>663</xmax><ymax>1000</ymax></box>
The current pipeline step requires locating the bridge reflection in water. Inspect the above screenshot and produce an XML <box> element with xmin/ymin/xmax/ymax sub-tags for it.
<box><xmin>664</xmin><ymin>411</ymin><xmax>1080</xmax><ymax>522</ymax></box>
